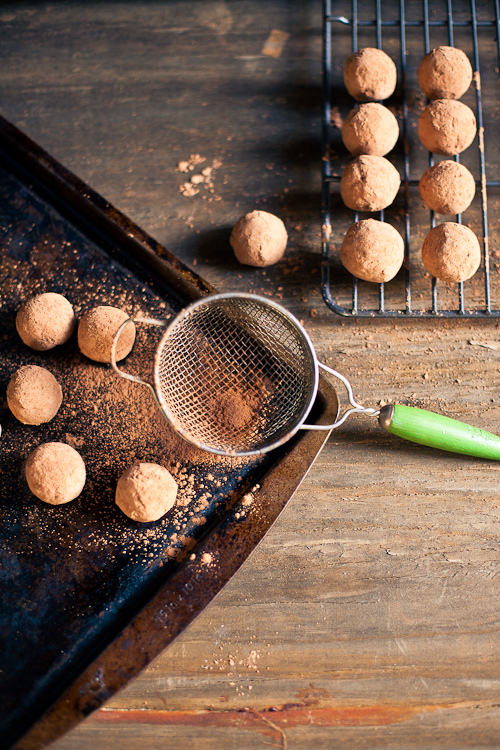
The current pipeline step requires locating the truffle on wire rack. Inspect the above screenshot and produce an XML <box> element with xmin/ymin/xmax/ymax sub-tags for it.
<box><xmin>421</xmin><ymin>222</ymin><xmax>481</xmax><ymax>283</ymax></box>
<box><xmin>116</xmin><ymin>462</ymin><xmax>178</xmax><ymax>523</ymax></box>
<box><xmin>341</xmin><ymin>103</ymin><xmax>399</xmax><ymax>156</ymax></box>
<box><xmin>340</xmin><ymin>218</ymin><xmax>404</xmax><ymax>283</ymax></box>
<box><xmin>230</xmin><ymin>210</ymin><xmax>287</xmax><ymax>267</ymax></box>
<box><xmin>78</xmin><ymin>305</ymin><xmax>136</xmax><ymax>364</ymax></box>
<box><xmin>16</xmin><ymin>292</ymin><xmax>76</xmax><ymax>351</ymax></box>
<box><xmin>343</xmin><ymin>48</ymin><xmax>397</xmax><ymax>102</ymax></box>
<box><xmin>25</xmin><ymin>442</ymin><xmax>86</xmax><ymax>505</ymax></box>
<box><xmin>418</xmin><ymin>100</ymin><xmax>476</xmax><ymax>155</ymax></box>
<box><xmin>418</xmin><ymin>46</ymin><xmax>473</xmax><ymax>100</ymax></box>
<box><xmin>419</xmin><ymin>160</ymin><xmax>476</xmax><ymax>215</ymax></box>
<box><xmin>7</xmin><ymin>365</ymin><xmax>62</xmax><ymax>425</ymax></box>
<box><xmin>340</xmin><ymin>155</ymin><xmax>401</xmax><ymax>212</ymax></box>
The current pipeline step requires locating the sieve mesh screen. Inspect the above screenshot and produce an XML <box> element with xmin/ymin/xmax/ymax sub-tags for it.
<box><xmin>154</xmin><ymin>295</ymin><xmax>317</xmax><ymax>454</ymax></box>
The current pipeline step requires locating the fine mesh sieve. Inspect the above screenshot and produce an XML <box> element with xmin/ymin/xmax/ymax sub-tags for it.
<box><xmin>110</xmin><ymin>293</ymin><xmax>377</xmax><ymax>456</ymax></box>
<box><xmin>111</xmin><ymin>292</ymin><xmax>500</xmax><ymax>461</ymax></box>
<box><xmin>153</xmin><ymin>294</ymin><xmax>317</xmax><ymax>455</ymax></box>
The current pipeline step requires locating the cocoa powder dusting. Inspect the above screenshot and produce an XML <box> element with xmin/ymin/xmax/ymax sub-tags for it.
<box><xmin>215</xmin><ymin>387</ymin><xmax>259</xmax><ymax>432</ymax></box>
<box><xmin>0</xmin><ymin>181</ymin><xmax>267</xmax><ymax>605</ymax></box>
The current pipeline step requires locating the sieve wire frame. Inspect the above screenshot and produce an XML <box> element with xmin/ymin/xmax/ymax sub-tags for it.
<box><xmin>111</xmin><ymin>293</ymin><xmax>379</xmax><ymax>456</ymax></box>
<box><xmin>151</xmin><ymin>292</ymin><xmax>321</xmax><ymax>457</ymax></box>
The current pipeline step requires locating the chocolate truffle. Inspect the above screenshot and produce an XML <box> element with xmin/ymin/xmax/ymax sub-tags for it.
<box><xmin>78</xmin><ymin>305</ymin><xmax>136</xmax><ymax>364</ymax></box>
<box><xmin>419</xmin><ymin>160</ymin><xmax>476</xmax><ymax>215</ymax></box>
<box><xmin>25</xmin><ymin>442</ymin><xmax>86</xmax><ymax>505</ymax></box>
<box><xmin>418</xmin><ymin>100</ymin><xmax>476</xmax><ymax>155</ymax></box>
<box><xmin>230</xmin><ymin>210</ymin><xmax>287</xmax><ymax>267</ymax></box>
<box><xmin>16</xmin><ymin>292</ymin><xmax>76</xmax><ymax>351</ymax></box>
<box><xmin>418</xmin><ymin>46</ymin><xmax>473</xmax><ymax>100</ymax></box>
<box><xmin>7</xmin><ymin>365</ymin><xmax>62</xmax><ymax>425</ymax></box>
<box><xmin>343</xmin><ymin>48</ymin><xmax>397</xmax><ymax>102</ymax></box>
<box><xmin>421</xmin><ymin>222</ymin><xmax>481</xmax><ymax>283</ymax></box>
<box><xmin>340</xmin><ymin>218</ymin><xmax>404</xmax><ymax>283</ymax></box>
<box><xmin>340</xmin><ymin>155</ymin><xmax>401</xmax><ymax>212</ymax></box>
<box><xmin>341</xmin><ymin>103</ymin><xmax>399</xmax><ymax>156</ymax></box>
<box><xmin>116</xmin><ymin>462</ymin><xmax>178</xmax><ymax>523</ymax></box>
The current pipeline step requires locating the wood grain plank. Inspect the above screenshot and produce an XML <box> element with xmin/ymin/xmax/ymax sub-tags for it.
<box><xmin>2</xmin><ymin>1</ymin><xmax>500</xmax><ymax>748</ymax></box>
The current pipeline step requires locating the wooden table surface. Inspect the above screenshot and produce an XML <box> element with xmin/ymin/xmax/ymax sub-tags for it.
<box><xmin>2</xmin><ymin>2</ymin><xmax>500</xmax><ymax>748</ymax></box>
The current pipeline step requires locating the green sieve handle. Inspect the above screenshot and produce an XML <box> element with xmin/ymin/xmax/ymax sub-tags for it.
<box><xmin>378</xmin><ymin>404</ymin><xmax>500</xmax><ymax>460</ymax></box>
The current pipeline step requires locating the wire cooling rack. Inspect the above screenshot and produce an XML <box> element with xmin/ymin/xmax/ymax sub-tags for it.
<box><xmin>321</xmin><ymin>0</ymin><xmax>500</xmax><ymax>317</ymax></box>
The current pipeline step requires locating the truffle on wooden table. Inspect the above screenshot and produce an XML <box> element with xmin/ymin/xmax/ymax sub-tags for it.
<box><xmin>116</xmin><ymin>462</ymin><xmax>178</xmax><ymax>523</ymax></box>
<box><xmin>341</xmin><ymin>103</ymin><xmax>399</xmax><ymax>156</ymax></box>
<box><xmin>418</xmin><ymin>99</ymin><xmax>476</xmax><ymax>155</ymax></box>
<box><xmin>419</xmin><ymin>160</ymin><xmax>476</xmax><ymax>215</ymax></box>
<box><xmin>340</xmin><ymin>155</ymin><xmax>401</xmax><ymax>212</ymax></box>
<box><xmin>230</xmin><ymin>210</ymin><xmax>287</xmax><ymax>267</ymax></box>
<box><xmin>340</xmin><ymin>218</ymin><xmax>404</xmax><ymax>283</ymax></box>
<box><xmin>25</xmin><ymin>442</ymin><xmax>86</xmax><ymax>505</ymax></box>
<box><xmin>421</xmin><ymin>222</ymin><xmax>481</xmax><ymax>283</ymax></box>
<box><xmin>343</xmin><ymin>48</ymin><xmax>397</xmax><ymax>102</ymax></box>
<box><xmin>78</xmin><ymin>305</ymin><xmax>136</xmax><ymax>364</ymax></box>
<box><xmin>7</xmin><ymin>365</ymin><xmax>62</xmax><ymax>425</ymax></box>
<box><xmin>16</xmin><ymin>292</ymin><xmax>76</xmax><ymax>351</ymax></box>
<box><xmin>418</xmin><ymin>46</ymin><xmax>473</xmax><ymax>100</ymax></box>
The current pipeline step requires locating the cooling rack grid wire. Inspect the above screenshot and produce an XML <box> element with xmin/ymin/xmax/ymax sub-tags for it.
<box><xmin>321</xmin><ymin>0</ymin><xmax>500</xmax><ymax>317</ymax></box>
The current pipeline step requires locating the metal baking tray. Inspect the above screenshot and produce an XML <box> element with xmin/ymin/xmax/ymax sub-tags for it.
<box><xmin>321</xmin><ymin>0</ymin><xmax>500</xmax><ymax>317</ymax></box>
<box><xmin>0</xmin><ymin>115</ymin><xmax>338</xmax><ymax>750</ymax></box>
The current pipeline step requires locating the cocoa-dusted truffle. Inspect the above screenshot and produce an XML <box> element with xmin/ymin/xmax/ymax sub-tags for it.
<box><xmin>116</xmin><ymin>462</ymin><xmax>178</xmax><ymax>523</ymax></box>
<box><xmin>343</xmin><ymin>48</ymin><xmax>397</xmax><ymax>102</ymax></box>
<box><xmin>16</xmin><ymin>292</ymin><xmax>76</xmax><ymax>351</ymax></box>
<box><xmin>340</xmin><ymin>218</ymin><xmax>404</xmax><ymax>283</ymax></box>
<box><xmin>341</xmin><ymin>103</ymin><xmax>399</xmax><ymax>156</ymax></box>
<box><xmin>419</xmin><ymin>160</ymin><xmax>476</xmax><ymax>215</ymax></box>
<box><xmin>230</xmin><ymin>210</ymin><xmax>287</xmax><ymax>267</ymax></box>
<box><xmin>421</xmin><ymin>222</ymin><xmax>481</xmax><ymax>282</ymax></box>
<box><xmin>78</xmin><ymin>305</ymin><xmax>136</xmax><ymax>364</ymax></box>
<box><xmin>25</xmin><ymin>442</ymin><xmax>86</xmax><ymax>505</ymax></box>
<box><xmin>418</xmin><ymin>46</ymin><xmax>473</xmax><ymax>100</ymax></box>
<box><xmin>7</xmin><ymin>365</ymin><xmax>62</xmax><ymax>425</ymax></box>
<box><xmin>340</xmin><ymin>155</ymin><xmax>401</xmax><ymax>212</ymax></box>
<box><xmin>418</xmin><ymin>100</ymin><xmax>476</xmax><ymax>155</ymax></box>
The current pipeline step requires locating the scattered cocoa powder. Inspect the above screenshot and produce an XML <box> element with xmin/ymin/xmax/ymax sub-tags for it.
<box><xmin>0</xmin><ymin>198</ymin><xmax>262</xmax><ymax>583</ymax></box>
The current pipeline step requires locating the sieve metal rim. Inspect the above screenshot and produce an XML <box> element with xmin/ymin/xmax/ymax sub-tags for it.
<box><xmin>152</xmin><ymin>292</ymin><xmax>320</xmax><ymax>456</ymax></box>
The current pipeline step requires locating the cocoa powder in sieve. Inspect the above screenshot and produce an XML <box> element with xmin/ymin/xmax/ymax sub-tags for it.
<box><xmin>215</xmin><ymin>387</ymin><xmax>259</xmax><ymax>432</ymax></box>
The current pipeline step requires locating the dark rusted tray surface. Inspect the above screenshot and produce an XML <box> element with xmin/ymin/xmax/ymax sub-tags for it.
<box><xmin>0</xmin><ymin>116</ymin><xmax>337</xmax><ymax>750</ymax></box>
